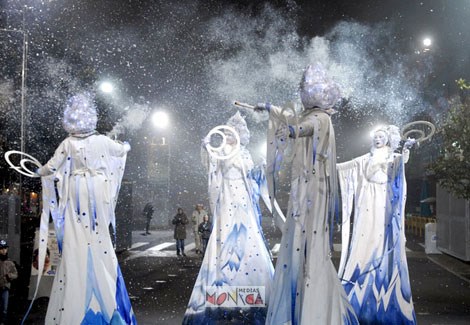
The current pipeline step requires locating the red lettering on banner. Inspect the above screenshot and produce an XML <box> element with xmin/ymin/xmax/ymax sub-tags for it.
<box><xmin>255</xmin><ymin>293</ymin><xmax>264</xmax><ymax>305</ymax></box>
<box><xmin>217</xmin><ymin>292</ymin><xmax>227</xmax><ymax>305</ymax></box>
<box><xmin>206</xmin><ymin>292</ymin><xmax>216</xmax><ymax>305</ymax></box>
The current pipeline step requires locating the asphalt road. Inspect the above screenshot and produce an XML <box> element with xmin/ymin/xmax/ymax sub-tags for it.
<box><xmin>10</xmin><ymin>226</ymin><xmax>470</xmax><ymax>325</ymax></box>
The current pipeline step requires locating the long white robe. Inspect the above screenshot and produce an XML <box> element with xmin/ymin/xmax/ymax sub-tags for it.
<box><xmin>35</xmin><ymin>133</ymin><xmax>136</xmax><ymax>325</ymax></box>
<box><xmin>337</xmin><ymin>147</ymin><xmax>416</xmax><ymax>324</ymax></box>
<box><xmin>183</xmin><ymin>145</ymin><xmax>274</xmax><ymax>324</ymax></box>
<box><xmin>266</xmin><ymin>108</ymin><xmax>357</xmax><ymax>325</ymax></box>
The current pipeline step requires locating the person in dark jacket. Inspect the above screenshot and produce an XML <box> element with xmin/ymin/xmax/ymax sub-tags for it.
<box><xmin>197</xmin><ymin>215</ymin><xmax>212</xmax><ymax>256</ymax></box>
<box><xmin>0</xmin><ymin>240</ymin><xmax>17</xmax><ymax>325</ymax></box>
<box><xmin>143</xmin><ymin>203</ymin><xmax>154</xmax><ymax>235</ymax></box>
<box><xmin>172</xmin><ymin>208</ymin><xmax>189</xmax><ymax>256</ymax></box>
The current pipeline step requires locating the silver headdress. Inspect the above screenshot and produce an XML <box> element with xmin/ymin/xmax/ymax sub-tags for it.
<box><xmin>372</xmin><ymin>124</ymin><xmax>401</xmax><ymax>151</ymax></box>
<box><xmin>385</xmin><ymin>125</ymin><xmax>401</xmax><ymax>151</ymax></box>
<box><xmin>299</xmin><ymin>63</ymin><xmax>341</xmax><ymax>110</ymax></box>
<box><xmin>226</xmin><ymin>111</ymin><xmax>250</xmax><ymax>146</ymax></box>
<box><xmin>62</xmin><ymin>92</ymin><xmax>98</xmax><ymax>134</ymax></box>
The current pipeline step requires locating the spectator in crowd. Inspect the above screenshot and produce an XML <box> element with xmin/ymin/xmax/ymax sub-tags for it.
<box><xmin>192</xmin><ymin>204</ymin><xmax>208</xmax><ymax>254</ymax></box>
<box><xmin>0</xmin><ymin>239</ymin><xmax>18</xmax><ymax>325</ymax></box>
<box><xmin>172</xmin><ymin>208</ymin><xmax>189</xmax><ymax>256</ymax></box>
<box><xmin>197</xmin><ymin>215</ymin><xmax>212</xmax><ymax>255</ymax></box>
<box><xmin>143</xmin><ymin>203</ymin><xmax>154</xmax><ymax>235</ymax></box>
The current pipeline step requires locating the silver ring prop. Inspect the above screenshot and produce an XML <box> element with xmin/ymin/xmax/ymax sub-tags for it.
<box><xmin>205</xmin><ymin>125</ymin><xmax>240</xmax><ymax>160</ymax></box>
<box><xmin>400</xmin><ymin>121</ymin><xmax>436</xmax><ymax>143</ymax></box>
<box><xmin>4</xmin><ymin>150</ymin><xmax>42</xmax><ymax>178</ymax></box>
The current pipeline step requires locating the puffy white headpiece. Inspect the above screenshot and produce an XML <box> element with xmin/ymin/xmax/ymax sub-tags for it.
<box><xmin>299</xmin><ymin>63</ymin><xmax>341</xmax><ymax>109</ymax></box>
<box><xmin>373</xmin><ymin>124</ymin><xmax>401</xmax><ymax>151</ymax></box>
<box><xmin>62</xmin><ymin>92</ymin><xmax>98</xmax><ymax>134</ymax></box>
<box><xmin>226</xmin><ymin>111</ymin><xmax>250</xmax><ymax>146</ymax></box>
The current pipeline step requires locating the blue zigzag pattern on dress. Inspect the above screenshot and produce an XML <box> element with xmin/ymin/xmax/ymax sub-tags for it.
<box><xmin>248</xmin><ymin>167</ymin><xmax>273</xmax><ymax>257</ymax></box>
<box><xmin>248</xmin><ymin>167</ymin><xmax>263</xmax><ymax>227</ymax></box>
<box><xmin>393</xmin><ymin>161</ymin><xmax>414</xmax><ymax>303</ymax></box>
<box><xmin>344</xmin><ymin>308</ymin><xmax>360</xmax><ymax>325</ymax></box>
<box><xmin>81</xmin><ymin>309</ymin><xmax>128</xmax><ymax>325</ymax></box>
<box><xmin>82</xmin><ymin>248</ymin><xmax>111</xmax><ymax>323</ymax></box>
<box><xmin>115</xmin><ymin>265</ymin><xmax>136</xmax><ymax>324</ymax></box>
<box><xmin>389</xmin><ymin>160</ymin><xmax>414</xmax><ymax>301</ymax></box>
<box><xmin>349</xmin><ymin>274</ymin><xmax>378</xmax><ymax>324</ymax></box>
<box><xmin>375</xmin><ymin>286</ymin><xmax>416</xmax><ymax>325</ymax></box>
<box><xmin>285</xmin><ymin>218</ymin><xmax>300</xmax><ymax>323</ymax></box>
<box><xmin>352</xmin><ymin>156</ymin><xmax>416</xmax><ymax>324</ymax></box>
<box><xmin>81</xmin><ymin>250</ymin><xmax>136</xmax><ymax>325</ymax></box>
<box><xmin>345</xmin><ymin>158</ymin><xmax>416</xmax><ymax>324</ymax></box>
<box><xmin>220</xmin><ymin>223</ymin><xmax>247</xmax><ymax>272</ymax></box>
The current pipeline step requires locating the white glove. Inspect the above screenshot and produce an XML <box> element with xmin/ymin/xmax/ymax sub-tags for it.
<box><xmin>202</xmin><ymin>136</ymin><xmax>211</xmax><ymax>146</ymax></box>
<box><xmin>254</xmin><ymin>103</ymin><xmax>271</xmax><ymax>112</ymax></box>
<box><xmin>403</xmin><ymin>138</ymin><xmax>417</xmax><ymax>150</ymax></box>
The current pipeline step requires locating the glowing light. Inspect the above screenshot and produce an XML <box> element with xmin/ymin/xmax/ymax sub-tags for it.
<box><xmin>423</xmin><ymin>37</ymin><xmax>432</xmax><ymax>48</ymax></box>
<box><xmin>152</xmin><ymin>111</ymin><xmax>169</xmax><ymax>129</ymax></box>
<box><xmin>99</xmin><ymin>81</ymin><xmax>114</xmax><ymax>93</ymax></box>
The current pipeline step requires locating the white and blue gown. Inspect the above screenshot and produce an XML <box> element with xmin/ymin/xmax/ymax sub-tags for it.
<box><xmin>183</xmin><ymin>145</ymin><xmax>274</xmax><ymax>324</ymax></box>
<box><xmin>34</xmin><ymin>133</ymin><xmax>136</xmax><ymax>325</ymax></box>
<box><xmin>266</xmin><ymin>107</ymin><xmax>358</xmax><ymax>325</ymax></box>
<box><xmin>337</xmin><ymin>147</ymin><xmax>416</xmax><ymax>324</ymax></box>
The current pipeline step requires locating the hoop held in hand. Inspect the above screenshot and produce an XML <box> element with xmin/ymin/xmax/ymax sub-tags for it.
<box><xmin>400</xmin><ymin>121</ymin><xmax>436</xmax><ymax>144</ymax></box>
<box><xmin>4</xmin><ymin>150</ymin><xmax>42</xmax><ymax>178</ymax></box>
<box><xmin>205</xmin><ymin>125</ymin><xmax>240</xmax><ymax>160</ymax></box>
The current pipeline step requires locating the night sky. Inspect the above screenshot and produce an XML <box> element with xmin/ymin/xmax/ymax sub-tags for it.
<box><xmin>0</xmin><ymin>0</ymin><xmax>469</xmax><ymax>210</ymax></box>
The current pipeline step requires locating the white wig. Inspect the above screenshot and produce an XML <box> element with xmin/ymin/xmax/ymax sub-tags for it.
<box><xmin>226</xmin><ymin>111</ymin><xmax>250</xmax><ymax>146</ymax></box>
<box><xmin>62</xmin><ymin>92</ymin><xmax>98</xmax><ymax>134</ymax></box>
<box><xmin>299</xmin><ymin>63</ymin><xmax>341</xmax><ymax>110</ymax></box>
<box><xmin>373</xmin><ymin>124</ymin><xmax>401</xmax><ymax>151</ymax></box>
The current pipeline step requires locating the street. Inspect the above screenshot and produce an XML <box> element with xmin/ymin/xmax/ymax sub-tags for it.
<box><xmin>10</xmin><ymin>226</ymin><xmax>470</xmax><ymax>325</ymax></box>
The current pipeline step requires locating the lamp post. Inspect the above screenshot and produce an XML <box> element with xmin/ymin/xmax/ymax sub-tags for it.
<box><xmin>1</xmin><ymin>23</ymin><xmax>28</xmax><ymax>226</ymax></box>
<box><xmin>149</xmin><ymin>110</ymin><xmax>171</xmax><ymax>228</ymax></box>
<box><xmin>0</xmin><ymin>8</ymin><xmax>29</xmax><ymax>265</ymax></box>
<box><xmin>0</xmin><ymin>27</ymin><xmax>28</xmax><ymax>151</ymax></box>
<box><xmin>1</xmin><ymin>7</ymin><xmax>29</xmax><ymax>154</ymax></box>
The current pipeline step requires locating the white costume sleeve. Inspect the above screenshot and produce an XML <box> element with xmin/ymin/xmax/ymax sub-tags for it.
<box><xmin>37</xmin><ymin>140</ymin><xmax>68</xmax><ymax>176</ymax></box>
<box><xmin>337</xmin><ymin>158</ymin><xmax>360</xmax><ymax>277</ymax></box>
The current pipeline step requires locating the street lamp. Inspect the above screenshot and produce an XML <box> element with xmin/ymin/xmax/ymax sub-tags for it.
<box><xmin>423</xmin><ymin>37</ymin><xmax>432</xmax><ymax>48</ymax></box>
<box><xmin>99</xmin><ymin>81</ymin><xmax>114</xmax><ymax>94</ymax></box>
<box><xmin>147</xmin><ymin>110</ymin><xmax>171</xmax><ymax>227</ymax></box>
<box><xmin>151</xmin><ymin>111</ymin><xmax>170</xmax><ymax>129</ymax></box>
<box><xmin>422</xmin><ymin>37</ymin><xmax>432</xmax><ymax>52</ymax></box>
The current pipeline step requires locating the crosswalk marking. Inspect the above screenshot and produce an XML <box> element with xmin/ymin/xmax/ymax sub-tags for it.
<box><xmin>184</xmin><ymin>243</ymin><xmax>196</xmax><ymax>251</ymax></box>
<box><xmin>125</xmin><ymin>242</ymin><xmax>196</xmax><ymax>261</ymax></box>
<box><xmin>131</xmin><ymin>242</ymin><xmax>149</xmax><ymax>249</ymax></box>
<box><xmin>126</xmin><ymin>241</ymin><xmax>413</xmax><ymax>263</ymax></box>
<box><xmin>148</xmin><ymin>242</ymin><xmax>175</xmax><ymax>251</ymax></box>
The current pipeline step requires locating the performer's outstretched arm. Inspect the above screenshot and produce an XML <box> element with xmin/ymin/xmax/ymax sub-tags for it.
<box><xmin>36</xmin><ymin>141</ymin><xmax>67</xmax><ymax>176</ymax></box>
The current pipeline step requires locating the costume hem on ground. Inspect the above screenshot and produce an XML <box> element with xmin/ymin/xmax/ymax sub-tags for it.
<box><xmin>337</xmin><ymin>149</ymin><xmax>417</xmax><ymax>324</ymax></box>
<box><xmin>183</xmin><ymin>114</ymin><xmax>274</xmax><ymax>324</ymax></box>
<box><xmin>31</xmin><ymin>134</ymin><xmax>136</xmax><ymax>325</ymax></box>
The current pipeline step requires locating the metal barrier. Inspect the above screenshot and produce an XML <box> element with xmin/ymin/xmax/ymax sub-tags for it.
<box><xmin>406</xmin><ymin>215</ymin><xmax>436</xmax><ymax>237</ymax></box>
